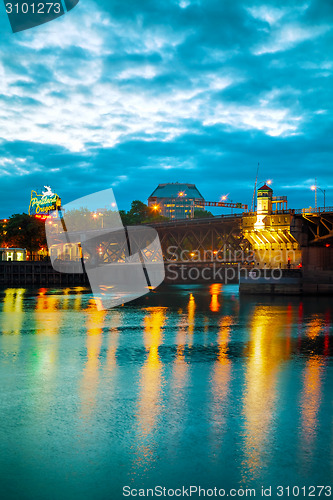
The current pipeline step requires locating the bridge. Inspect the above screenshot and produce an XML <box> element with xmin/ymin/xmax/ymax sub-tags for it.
<box><xmin>149</xmin><ymin>214</ymin><xmax>250</xmax><ymax>262</ymax></box>
<box><xmin>292</xmin><ymin>208</ymin><xmax>333</xmax><ymax>245</ymax></box>
<box><xmin>47</xmin><ymin>207</ymin><xmax>333</xmax><ymax>269</ymax></box>
<box><xmin>45</xmin><ymin>182</ymin><xmax>333</xmax><ymax>290</ymax></box>
<box><xmin>149</xmin><ymin>207</ymin><xmax>333</xmax><ymax>255</ymax></box>
<box><xmin>149</xmin><ymin>206</ymin><xmax>333</xmax><ymax>286</ymax></box>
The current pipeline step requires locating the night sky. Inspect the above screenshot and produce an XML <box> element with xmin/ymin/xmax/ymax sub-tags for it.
<box><xmin>0</xmin><ymin>0</ymin><xmax>332</xmax><ymax>217</ymax></box>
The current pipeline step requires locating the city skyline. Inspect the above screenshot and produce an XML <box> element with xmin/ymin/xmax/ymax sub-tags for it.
<box><xmin>0</xmin><ymin>0</ymin><xmax>332</xmax><ymax>217</ymax></box>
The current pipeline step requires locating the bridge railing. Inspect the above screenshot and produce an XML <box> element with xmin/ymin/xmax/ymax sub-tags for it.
<box><xmin>247</xmin><ymin>209</ymin><xmax>293</xmax><ymax>216</ymax></box>
<box><xmin>149</xmin><ymin>213</ymin><xmax>243</xmax><ymax>227</ymax></box>
<box><xmin>293</xmin><ymin>207</ymin><xmax>333</xmax><ymax>215</ymax></box>
<box><xmin>243</xmin><ymin>207</ymin><xmax>333</xmax><ymax>217</ymax></box>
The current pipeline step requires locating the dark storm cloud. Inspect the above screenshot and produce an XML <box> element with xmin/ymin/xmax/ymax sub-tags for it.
<box><xmin>0</xmin><ymin>0</ymin><xmax>332</xmax><ymax>216</ymax></box>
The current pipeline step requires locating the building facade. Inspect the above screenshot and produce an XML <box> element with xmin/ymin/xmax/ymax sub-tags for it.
<box><xmin>148</xmin><ymin>183</ymin><xmax>205</xmax><ymax>219</ymax></box>
<box><xmin>243</xmin><ymin>184</ymin><xmax>301</xmax><ymax>268</ymax></box>
<box><xmin>0</xmin><ymin>248</ymin><xmax>27</xmax><ymax>261</ymax></box>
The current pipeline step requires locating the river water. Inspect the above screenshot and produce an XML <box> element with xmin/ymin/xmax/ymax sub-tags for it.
<box><xmin>0</xmin><ymin>285</ymin><xmax>332</xmax><ymax>499</ymax></box>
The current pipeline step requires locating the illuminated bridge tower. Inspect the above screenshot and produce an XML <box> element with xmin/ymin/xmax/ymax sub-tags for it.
<box><xmin>255</xmin><ymin>184</ymin><xmax>273</xmax><ymax>230</ymax></box>
<box><xmin>242</xmin><ymin>184</ymin><xmax>301</xmax><ymax>268</ymax></box>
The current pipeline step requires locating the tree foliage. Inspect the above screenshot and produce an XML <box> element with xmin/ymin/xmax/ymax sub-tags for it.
<box><xmin>58</xmin><ymin>207</ymin><xmax>121</xmax><ymax>232</ymax></box>
<box><xmin>1</xmin><ymin>200</ymin><xmax>168</xmax><ymax>257</ymax></box>
<box><xmin>193</xmin><ymin>209</ymin><xmax>214</xmax><ymax>219</ymax></box>
<box><xmin>56</xmin><ymin>201</ymin><xmax>168</xmax><ymax>231</ymax></box>
<box><xmin>120</xmin><ymin>200</ymin><xmax>169</xmax><ymax>225</ymax></box>
<box><xmin>4</xmin><ymin>213</ymin><xmax>46</xmax><ymax>255</ymax></box>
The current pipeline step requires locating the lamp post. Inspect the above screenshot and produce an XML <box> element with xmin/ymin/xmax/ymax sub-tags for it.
<box><xmin>311</xmin><ymin>180</ymin><xmax>326</xmax><ymax>211</ymax></box>
<box><xmin>318</xmin><ymin>187</ymin><xmax>326</xmax><ymax>211</ymax></box>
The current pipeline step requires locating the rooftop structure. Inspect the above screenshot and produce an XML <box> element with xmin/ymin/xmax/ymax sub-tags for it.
<box><xmin>148</xmin><ymin>183</ymin><xmax>205</xmax><ymax>219</ymax></box>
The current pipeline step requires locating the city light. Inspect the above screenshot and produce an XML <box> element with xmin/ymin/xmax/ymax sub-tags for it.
<box><xmin>266</xmin><ymin>179</ymin><xmax>272</xmax><ymax>185</ymax></box>
<box><xmin>221</xmin><ymin>195</ymin><xmax>228</xmax><ymax>201</ymax></box>
<box><xmin>178</xmin><ymin>191</ymin><xmax>186</xmax><ymax>197</ymax></box>
<box><xmin>153</xmin><ymin>205</ymin><xmax>159</xmax><ymax>210</ymax></box>
<box><xmin>310</xmin><ymin>180</ymin><xmax>326</xmax><ymax>210</ymax></box>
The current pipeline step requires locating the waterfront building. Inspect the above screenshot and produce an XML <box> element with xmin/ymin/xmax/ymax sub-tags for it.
<box><xmin>243</xmin><ymin>184</ymin><xmax>301</xmax><ymax>268</ymax></box>
<box><xmin>0</xmin><ymin>248</ymin><xmax>26</xmax><ymax>261</ymax></box>
<box><xmin>148</xmin><ymin>182</ymin><xmax>205</xmax><ymax>219</ymax></box>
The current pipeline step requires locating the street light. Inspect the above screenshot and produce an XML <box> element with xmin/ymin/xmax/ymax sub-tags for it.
<box><xmin>311</xmin><ymin>179</ymin><xmax>326</xmax><ymax>211</ymax></box>
<box><xmin>258</xmin><ymin>179</ymin><xmax>272</xmax><ymax>187</ymax></box>
<box><xmin>318</xmin><ymin>187</ymin><xmax>326</xmax><ymax>211</ymax></box>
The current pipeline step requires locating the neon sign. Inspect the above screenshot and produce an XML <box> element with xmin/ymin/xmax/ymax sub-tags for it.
<box><xmin>29</xmin><ymin>186</ymin><xmax>61</xmax><ymax>216</ymax></box>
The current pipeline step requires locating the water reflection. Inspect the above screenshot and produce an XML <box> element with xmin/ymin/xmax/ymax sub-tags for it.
<box><xmin>298</xmin><ymin>314</ymin><xmax>327</xmax><ymax>470</ymax></box>
<box><xmin>210</xmin><ymin>284</ymin><xmax>222</xmax><ymax>312</ymax></box>
<box><xmin>298</xmin><ymin>355</ymin><xmax>325</xmax><ymax>469</ymax></box>
<box><xmin>135</xmin><ymin>307</ymin><xmax>166</xmax><ymax>469</ymax></box>
<box><xmin>2</xmin><ymin>288</ymin><xmax>25</xmax><ymax>334</ymax></box>
<box><xmin>187</xmin><ymin>294</ymin><xmax>195</xmax><ymax>346</ymax></box>
<box><xmin>1</xmin><ymin>288</ymin><xmax>25</xmax><ymax>358</ymax></box>
<box><xmin>105</xmin><ymin>310</ymin><xmax>122</xmax><ymax>373</ymax></box>
<box><xmin>35</xmin><ymin>290</ymin><xmax>61</xmax><ymax>335</ymax></box>
<box><xmin>167</xmin><ymin>308</ymin><xmax>190</xmax><ymax>454</ymax></box>
<box><xmin>241</xmin><ymin>305</ymin><xmax>291</xmax><ymax>481</ymax></box>
<box><xmin>80</xmin><ymin>300</ymin><xmax>106</xmax><ymax>418</ymax></box>
<box><xmin>209</xmin><ymin>315</ymin><xmax>232</xmax><ymax>458</ymax></box>
<box><xmin>0</xmin><ymin>287</ymin><xmax>332</xmax><ymax>496</ymax></box>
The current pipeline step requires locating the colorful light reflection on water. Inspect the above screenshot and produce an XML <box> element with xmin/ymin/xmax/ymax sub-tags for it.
<box><xmin>0</xmin><ymin>285</ymin><xmax>332</xmax><ymax>499</ymax></box>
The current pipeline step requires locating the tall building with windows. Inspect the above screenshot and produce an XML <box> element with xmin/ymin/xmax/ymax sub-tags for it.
<box><xmin>148</xmin><ymin>183</ymin><xmax>205</xmax><ymax>219</ymax></box>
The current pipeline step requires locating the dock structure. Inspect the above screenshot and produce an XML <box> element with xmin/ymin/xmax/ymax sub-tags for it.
<box><xmin>0</xmin><ymin>261</ymin><xmax>88</xmax><ymax>287</ymax></box>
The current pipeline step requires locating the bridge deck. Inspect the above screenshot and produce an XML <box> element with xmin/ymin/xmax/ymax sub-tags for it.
<box><xmin>149</xmin><ymin>214</ymin><xmax>243</xmax><ymax>229</ymax></box>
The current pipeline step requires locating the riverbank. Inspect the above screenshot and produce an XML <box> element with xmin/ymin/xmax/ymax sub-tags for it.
<box><xmin>1</xmin><ymin>261</ymin><xmax>333</xmax><ymax>295</ymax></box>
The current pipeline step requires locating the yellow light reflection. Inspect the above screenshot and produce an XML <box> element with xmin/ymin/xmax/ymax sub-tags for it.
<box><xmin>298</xmin><ymin>355</ymin><xmax>325</xmax><ymax>469</ymax></box>
<box><xmin>135</xmin><ymin>307</ymin><xmax>166</xmax><ymax>468</ymax></box>
<box><xmin>306</xmin><ymin>316</ymin><xmax>324</xmax><ymax>340</ymax></box>
<box><xmin>105</xmin><ymin>310</ymin><xmax>122</xmax><ymax>372</ymax></box>
<box><xmin>31</xmin><ymin>292</ymin><xmax>63</xmax><ymax>415</ymax></box>
<box><xmin>187</xmin><ymin>294</ymin><xmax>195</xmax><ymax>346</ymax></box>
<box><xmin>210</xmin><ymin>315</ymin><xmax>232</xmax><ymax>458</ymax></box>
<box><xmin>241</xmin><ymin>306</ymin><xmax>292</xmax><ymax>481</ymax></box>
<box><xmin>80</xmin><ymin>301</ymin><xmax>107</xmax><ymax>418</ymax></box>
<box><xmin>62</xmin><ymin>288</ymin><xmax>71</xmax><ymax>310</ymax></box>
<box><xmin>73</xmin><ymin>292</ymin><xmax>83</xmax><ymax>311</ymax></box>
<box><xmin>2</xmin><ymin>288</ymin><xmax>25</xmax><ymax>334</ymax></box>
<box><xmin>35</xmin><ymin>293</ymin><xmax>61</xmax><ymax>336</ymax></box>
<box><xmin>210</xmin><ymin>283</ymin><xmax>222</xmax><ymax>312</ymax></box>
<box><xmin>164</xmin><ymin>312</ymin><xmax>190</xmax><ymax>453</ymax></box>
<box><xmin>173</xmin><ymin>313</ymin><xmax>189</xmax><ymax>383</ymax></box>
<box><xmin>1</xmin><ymin>288</ymin><xmax>25</xmax><ymax>358</ymax></box>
